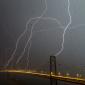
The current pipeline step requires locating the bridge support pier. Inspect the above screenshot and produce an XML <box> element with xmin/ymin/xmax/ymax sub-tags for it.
<box><xmin>50</xmin><ymin>56</ymin><xmax>57</xmax><ymax>85</ymax></box>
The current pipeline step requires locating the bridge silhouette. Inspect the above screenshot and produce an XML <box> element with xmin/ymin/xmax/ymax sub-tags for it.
<box><xmin>1</xmin><ymin>56</ymin><xmax>85</xmax><ymax>85</ymax></box>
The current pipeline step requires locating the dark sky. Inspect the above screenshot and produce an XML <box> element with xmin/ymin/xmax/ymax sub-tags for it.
<box><xmin>0</xmin><ymin>0</ymin><xmax>85</xmax><ymax>76</ymax></box>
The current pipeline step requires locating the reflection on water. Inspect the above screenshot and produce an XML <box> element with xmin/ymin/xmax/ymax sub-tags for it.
<box><xmin>0</xmin><ymin>72</ymin><xmax>80</xmax><ymax>85</ymax></box>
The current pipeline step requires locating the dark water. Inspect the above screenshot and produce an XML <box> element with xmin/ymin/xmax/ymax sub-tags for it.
<box><xmin>0</xmin><ymin>72</ymin><xmax>80</xmax><ymax>85</ymax></box>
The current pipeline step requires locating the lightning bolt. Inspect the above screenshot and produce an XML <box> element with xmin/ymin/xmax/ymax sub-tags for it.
<box><xmin>5</xmin><ymin>0</ymin><xmax>47</xmax><ymax>68</ymax></box>
<box><xmin>14</xmin><ymin>0</ymin><xmax>64</xmax><ymax>67</ymax></box>
<box><xmin>55</xmin><ymin>0</ymin><xmax>72</xmax><ymax>57</ymax></box>
<box><xmin>15</xmin><ymin>17</ymin><xmax>64</xmax><ymax>65</ymax></box>
<box><xmin>5</xmin><ymin>0</ymin><xmax>68</xmax><ymax>69</ymax></box>
<box><xmin>15</xmin><ymin>0</ymin><xmax>48</xmax><ymax>65</ymax></box>
<box><xmin>25</xmin><ymin>41</ymin><xmax>31</xmax><ymax>70</ymax></box>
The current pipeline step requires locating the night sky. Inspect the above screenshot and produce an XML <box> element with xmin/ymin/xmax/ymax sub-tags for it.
<box><xmin>0</xmin><ymin>0</ymin><xmax>85</xmax><ymax>76</ymax></box>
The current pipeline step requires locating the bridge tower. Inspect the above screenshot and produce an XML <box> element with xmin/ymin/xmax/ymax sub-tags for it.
<box><xmin>50</xmin><ymin>56</ymin><xmax>57</xmax><ymax>85</ymax></box>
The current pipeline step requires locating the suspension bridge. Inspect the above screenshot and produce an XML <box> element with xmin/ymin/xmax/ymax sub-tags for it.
<box><xmin>1</xmin><ymin>56</ymin><xmax>85</xmax><ymax>85</ymax></box>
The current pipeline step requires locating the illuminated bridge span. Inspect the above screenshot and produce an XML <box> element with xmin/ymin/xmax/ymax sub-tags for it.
<box><xmin>1</xmin><ymin>69</ymin><xmax>85</xmax><ymax>85</ymax></box>
<box><xmin>3</xmin><ymin>56</ymin><xmax>85</xmax><ymax>85</ymax></box>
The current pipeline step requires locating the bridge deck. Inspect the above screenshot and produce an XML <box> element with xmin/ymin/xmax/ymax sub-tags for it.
<box><xmin>0</xmin><ymin>70</ymin><xmax>85</xmax><ymax>84</ymax></box>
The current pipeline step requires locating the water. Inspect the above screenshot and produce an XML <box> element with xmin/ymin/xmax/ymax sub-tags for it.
<box><xmin>0</xmin><ymin>72</ymin><xmax>80</xmax><ymax>85</ymax></box>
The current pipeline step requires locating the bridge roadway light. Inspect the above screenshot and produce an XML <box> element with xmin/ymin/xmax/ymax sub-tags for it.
<box><xmin>51</xmin><ymin>72</ymin><xmax>53</xmax><ymax>75</ymax></box>
<box><xmin>76</xmin><ymin>73</ymin><xmax>82</xmax><ymax>78</ymax></box>
<box><xmin>66</xmin><ymin>73</ymin><xmax>70</xmax><ymax>77</ymax></box>
<box><xmin>58</xmin><ymin>72</ymin><xmax>61</xmax><ymax>76</ymax></box>
<box><xmin>76</xmin><ymin>73</ymin><xmax>80</xmax><ymax>78</ymax></box>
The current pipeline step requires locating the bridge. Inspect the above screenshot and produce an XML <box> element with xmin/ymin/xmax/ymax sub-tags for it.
<box><xmin>1</xmin><ymin>56</ymin><xmax>85</xmax><ymax>85</ymax></box>
<box><xmin>0</xmin><ymin>69</ymin><xmax>85</xmax><ymax>85</ymax></box>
